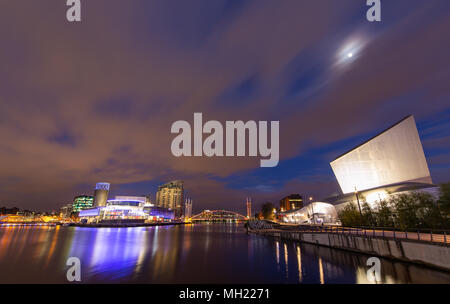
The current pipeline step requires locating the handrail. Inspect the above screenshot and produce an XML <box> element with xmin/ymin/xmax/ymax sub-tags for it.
<box><xmin>249</xmin><ymin>221</ymin><xmax>450</xmax><ymax>245</ymax></box>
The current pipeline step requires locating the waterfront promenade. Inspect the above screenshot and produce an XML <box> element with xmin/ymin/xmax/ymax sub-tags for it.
<box><xmin>247</xmin><ymin>221</ymin><xmax>450</xmax><ymax>271</ymax></box>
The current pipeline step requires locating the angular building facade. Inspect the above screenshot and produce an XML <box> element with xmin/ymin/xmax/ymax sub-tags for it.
<box><xmin>330</xmin><ymin>116</ymin><xmax>432</xmax><ymax>194</ymax></box>
<box><xmin>327</xmin><ymin>115</ymin><xmax>436</xmax><ymax>211</ymax></box>
<box><xmin>156</xmin><ymin>180</ymin><xmax>184</xmax><ymax>218</ymax></box>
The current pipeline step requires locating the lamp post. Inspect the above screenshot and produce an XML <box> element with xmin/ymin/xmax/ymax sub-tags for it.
<box><xmin>354</xmin><ymin>187</ymin><xmax>363</xmax><ymax>221</ymax></box>
<box><xmin>309</xmin><ymin>196</ymin><xmax>315</xmax><ymax>225</ymax></box>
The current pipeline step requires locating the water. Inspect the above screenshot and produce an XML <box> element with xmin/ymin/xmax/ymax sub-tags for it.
<box><xmin>0</xmin><ymin>223</ymin><xmax>449</xmax><ymax>284</ymax></box>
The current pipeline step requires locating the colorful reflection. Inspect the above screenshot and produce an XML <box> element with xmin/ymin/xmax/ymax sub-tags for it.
<box><xmin>0</xmin><ymin>224</ymin><xmax>449</xmax><ymax>283</ymax></box>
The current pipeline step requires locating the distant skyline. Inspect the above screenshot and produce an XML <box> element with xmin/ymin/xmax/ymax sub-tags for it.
<box><xmin>0</xmin><ymin>1</ymin><xmax>449</xmax><ymax>214</ymax></box>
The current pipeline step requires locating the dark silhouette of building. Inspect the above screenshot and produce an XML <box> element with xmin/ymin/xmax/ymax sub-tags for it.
<box><xmin>280</xmin><ymin>194</ymin><xmax>303</xmax><ymax>212</ymax></box>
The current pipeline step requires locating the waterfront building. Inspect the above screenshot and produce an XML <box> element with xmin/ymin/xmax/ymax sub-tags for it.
<box><xmin>156</xmin><ymin>180</ymin><xmax>184</xmax><ymax>218</ymax></box>
<box><xmin>114</xmin><ymin>196</ymin><xmax>146</xmax><ymax>203</ymax></box>
<box><xmin>278</xmin><ymin>116</ymin><xmax>437</xmax><ymax>225</ymax></box>
<box><xmin>327</xmin><ymin>115</ymin><xmax>437</xmax><ymax>212</ymax></box>
<box><xmin>145</xmin><ymin>195</ymin><xmax>154</xmax><ymax>205</ymax></box>
<box><xmin>101</xmin><ymin>198</ymin><xmax>147</xmax><ymax>221</ymax></box>
<box><xmin>59</xmin><ymin>203</ymin><xmax>73</xmax><ymax>218</ymax></box>
<box><xmin>279</xmin><ymin>194</ymin><xmax>303</xmax><ymax>212</ymax></box>
<box><xmin>143</xmin><ymin>205</ymin><xmax>175</xmax><ymax>221</ymax></box>
<box><xmin>93</xmin><ymin>182</ymin><xmax>110</xmax><ymax>207</ymax></box>
<box><xmin>72</xmin><ymin>195</ymin><xmax>94</xmax><ymax>212</ymax></box>
<box><xmin>278</xmin><ymin>202</ymin><xmax>338</xmax><ymax>225</ymax></box>
<box><xmin>79</xmin><ymin>197</ymin><xmax>175</xmax><ymax>224</ymax></box>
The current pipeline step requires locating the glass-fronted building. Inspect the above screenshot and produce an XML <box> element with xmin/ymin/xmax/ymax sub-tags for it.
<box><xmin>78</xmin><ymin>197</ymin><xmax>175</xmax><ymax>224</ymax></box>
<box><xmin>72</xmin><ymin>195</ymin><xmax>94</xmax><ymax>212</ymax></box>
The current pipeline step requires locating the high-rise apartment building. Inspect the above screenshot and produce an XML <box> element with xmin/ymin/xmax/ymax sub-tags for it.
<box><xmin>156</xmin><ymin>180</ymin><xmax>184</xmax><ymax>218</ymax></box>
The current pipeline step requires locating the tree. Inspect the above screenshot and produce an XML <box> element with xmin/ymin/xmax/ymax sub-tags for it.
<box><xmin>361</xmin><ymin>202</ymin><xmax>375</xmax><ymax>226</ymax></box>
<box><xmin>438</xmin><ymin>182</ymin><xmax>450</xmax><ymax>218</ymax></box>
<box><xmin>390</xmin><ymin>193</ymin><xmax>420</xmax><ymax>229</ymax></box>
<box><xmin>374</xmin><ymin>199</ymin><xmax>393</xmax><ymax>227</ymax></box>
<box><xmin>338</xmin><ymin>203</ymin><xmax>361</xmax><ymax>227</ymax></box>
<box><xmin>339</xmin><ymin>191</ymin><xmax>450</xmax><ymax>229</ymax></box>
<box><xmin>388</xmin><ymin>192</ymin><xmax>447</xmax><ymax>230</ymax></box>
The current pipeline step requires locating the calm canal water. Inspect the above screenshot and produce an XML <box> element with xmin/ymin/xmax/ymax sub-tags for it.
<box><xmin>0</xmin><ymin>223</ymin><xmax>449</xmax><ymax>284</ymax></box>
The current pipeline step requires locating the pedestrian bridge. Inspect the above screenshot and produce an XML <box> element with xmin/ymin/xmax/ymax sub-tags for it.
<box><xmin>190</xmin><ymin>210</ymin><xmax>248</xmax><ymax>222</ymax></box>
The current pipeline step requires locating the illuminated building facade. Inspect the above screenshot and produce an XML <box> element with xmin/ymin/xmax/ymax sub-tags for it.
<box><xmin>327</xmin><ymin>115</ymin><xmax>437</xmax><ymax>211</ymax></box>
<box><xmin>94</xmin><ymin>182</ymin><xmax>110</xmax><ymax>207</ymax></box>
<box><xmin>144</xmin><ymin>206</ymin><xmax>175</xmax><ymax>221</ymax></box>
<box><xmin>72</xmin><ymin>195</ymin><xmax>94</xmax><ymax>212</ymax></box>
<box><xmin>102</xmin><ymin>199</ymin><xmax>147</xmax><ymax>220</ymax></box>
<box><xmin>280</xmin><ymin>194</ymin><xmax>303</xmax><ymax>212</ymax></box>
<box><xmin>278</xmin><ymin>202</ymin><xmax>338</xmax><ymax>225</ymax></box>
<box><xmin>79</xmin><ymin>198</ymin><xmax>175</xmax><ymax>224</ymax></box>
<box><xmin>114</xmin><ymin>196</ymin><xmax>146</xmax><ymax>203</ymax></box>
<box><xmin>278</xmin><ymin>116</ymin><xmax>437</xmax><ymax>225</ymax></box>
<box><xmin>60</xmin><ymin>203</ymin><xmax>73</xmax><ymax>218</ymax></box>
<box><xmin>330</xmin><ymin>115</ymin><xmax>432</xmax><ymax>194</ymax></box>
<box><xmin>156</xmin><ymin>180</ymin><xmax>184</xmax><ymax>218</ymax></box>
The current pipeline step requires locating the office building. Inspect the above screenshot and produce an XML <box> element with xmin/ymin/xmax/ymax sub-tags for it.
<box><xmin>280</xmin><ymin>194</ymin><xmax>303</xmax><ymax>212</ymax></box>
<box><xmin>72</xmin><ymin>195</ymin><xmax>94</xmax><ymax>212</ymax></box>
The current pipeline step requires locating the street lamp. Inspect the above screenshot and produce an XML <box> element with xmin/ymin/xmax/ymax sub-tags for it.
<box><xmin>310</xmin><ymin>199</ymin><xmax>315</xmax><ymax>225</ymax></box>
<box><xmin>354</xmin><ymin>187</ymin><xmax>363</xmax><ymax>221</ymax></box>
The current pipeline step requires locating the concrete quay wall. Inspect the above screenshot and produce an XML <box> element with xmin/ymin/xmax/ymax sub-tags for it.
<box><xmin>250</xmin><ymin>230</ymin><xmax>450</xmax><ymax>271</ymax></box>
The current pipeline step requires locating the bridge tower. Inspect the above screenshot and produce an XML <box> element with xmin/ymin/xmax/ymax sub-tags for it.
<box><xmin>246</xmin><ymin>197</ymin><xmax>252</xmax><ymax>219</ymax></box>
<box><xmin>185</xmin><ymin>198</ymin><xmax>193</xmax><ymax>219</ymax></box>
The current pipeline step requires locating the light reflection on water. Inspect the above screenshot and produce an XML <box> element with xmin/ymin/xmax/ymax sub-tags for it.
<box><xmin>0</xmin><ymin>223</ymin><xmax>449</xmax><ymax>283</ymax></box>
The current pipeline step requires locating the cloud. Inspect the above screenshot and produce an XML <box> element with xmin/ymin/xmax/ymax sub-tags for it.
<box><xmin>0</xmin><ymin>1</ymin><xmax>449</xmax><ymax>211</ymax></box>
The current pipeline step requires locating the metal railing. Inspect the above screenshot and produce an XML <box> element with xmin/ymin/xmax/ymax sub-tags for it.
<box><xmin>273</xmin><ymin>224</ymin><xmax>450</xmax><ymax>244</ymax></box>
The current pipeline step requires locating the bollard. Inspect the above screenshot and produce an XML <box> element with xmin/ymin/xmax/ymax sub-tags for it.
<box><xmin>417</xmin><ymin>230</ymin><xmax>420</xmax><ymax>241</ymax></box>
<box><xmin>431</xmin><ymin>230</ymin><xmax>433</xmax><ymax>242</ymax></box>
<box><xmin>444</xmin><ymin>232</ymin><xmax>447</xmax><ymax>243</ymax></box>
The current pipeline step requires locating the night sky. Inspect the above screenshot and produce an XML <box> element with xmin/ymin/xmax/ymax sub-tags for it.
<box><xmin>0</xmin><ymin>1</ymin><xmax>449</xmax><ymax>214</ymax></box>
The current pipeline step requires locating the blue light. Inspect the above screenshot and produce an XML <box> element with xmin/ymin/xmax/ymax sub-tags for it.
<box><xmin>95</xmin><ymin>182</ymin><xmax>110</xmax><ymax>191</ymax></box>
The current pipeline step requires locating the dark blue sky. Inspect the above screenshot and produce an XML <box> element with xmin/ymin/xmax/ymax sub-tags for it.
<box><xmin>0</xmin><ymin>1</ymin><xmax>449</xmax><ymax>214</ymax></box>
